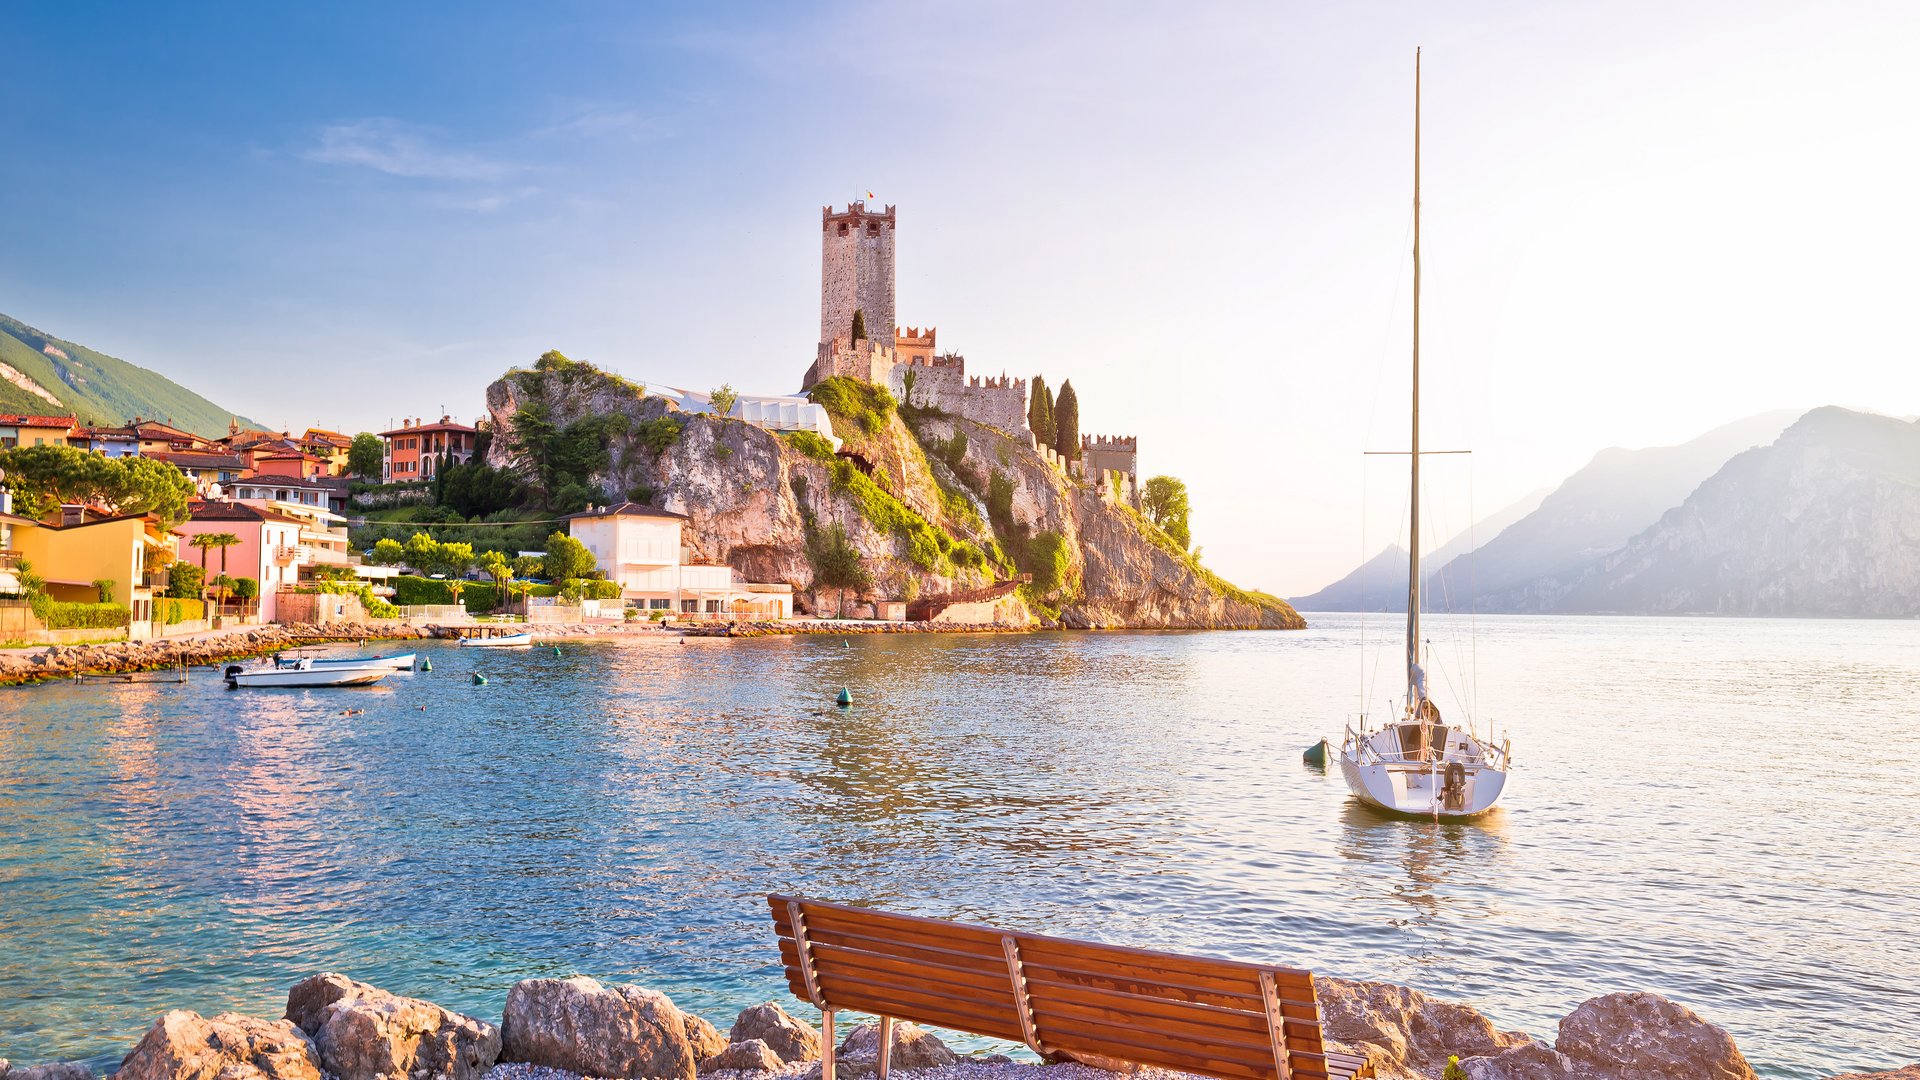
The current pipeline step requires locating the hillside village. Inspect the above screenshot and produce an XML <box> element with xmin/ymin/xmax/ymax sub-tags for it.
<box><xmin>0</xmin><ymin>201</ymin><xmax>1288</xmax><ymax>644</ymax></box>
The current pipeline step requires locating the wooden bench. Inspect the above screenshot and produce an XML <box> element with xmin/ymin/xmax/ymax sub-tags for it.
<box><xmin>768</xmin><ymin>895</ymin><xmax>1371</xmax><ymax>1080</ymax></box>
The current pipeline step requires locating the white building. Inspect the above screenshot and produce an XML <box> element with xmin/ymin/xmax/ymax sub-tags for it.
<box><xmin>663</xmin><ymin>388</ymin><xmax>839</xmax><ymax>447</ymax></box>
<box><xmin>565</xmin><ymin>502</ymin><xmax>792</xmax><ymax>618</ymax></box>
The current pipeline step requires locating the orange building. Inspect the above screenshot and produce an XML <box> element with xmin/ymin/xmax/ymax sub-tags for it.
<box><xmin>380</xmin><ymin>416</ymin><xmax>476</xmax><ymax>482</ymax></box>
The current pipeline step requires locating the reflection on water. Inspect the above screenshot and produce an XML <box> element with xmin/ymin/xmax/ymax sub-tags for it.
<box><xmin>2</xmin><ymin>618</ymin><xmax>1918</xmax><ymax>1079</ymax></box>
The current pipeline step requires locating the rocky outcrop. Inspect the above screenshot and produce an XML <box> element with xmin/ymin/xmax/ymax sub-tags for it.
<box><xmin>1826</xmin><ymin>1067</ymin><xmax>1920</xmax><ymax>1079</ymax></box>
<box><xmin>1553</xmin><ymin>992</ymin><xmax>1753</xmax><ymax>1080</ymax></box>
<box><xmin>1315</xmin><ymin>977</ymin><xmax>1530</xmax><ymax>1078</ymax></box>
<box><xmin>1456</xmin><ymin>1041</ymin><xmax>1593</xmax><ymax>1080</ymax></box>
<box><xmin>726</xmin><ymin>1004</ymin><xmax>819</xmax><ymax>1065</ymax></box>
<box><xmin>284</xmin><ymin>973</ymin><xmax>499</xmax><ymax>1080</ymax></box>
<box><xmin>680</xmin><ymin>1014</ymin><xmax>728</xmax><ymax>1066</ymax></box>
<box><xmin>115</xmin><ymin>1010</ymin><xmax>321</xmax><ymax>1080</ymax></box>
<box><xmin>695</xmin><ymin>1040</ymin><xmax>783</xmax><ymax>1074</ymax></box>
<box><xmin>483</xmin><ymin>358</ymin><xmax>1300</xmax><ymax>629</ymax></box>
<box><xmin>500</xmin><ymin>977</ymin><xmax>696</xmax><ymax>1080</ymax></box>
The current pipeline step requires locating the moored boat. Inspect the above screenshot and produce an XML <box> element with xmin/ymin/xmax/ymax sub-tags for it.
<box><xmin>1336</xmin><ymin>50</ymin><xmax>1512</xmax><ymax>819</ymax></box>
<box><xmin>275</xmin><ymin>652</ymin><xmax>417</xmax><ymax>671</ymax></box>
<box><xmin>226</xmin><ymin>659</ymin><xmax>391</xmax><ymax>688</ymax></box>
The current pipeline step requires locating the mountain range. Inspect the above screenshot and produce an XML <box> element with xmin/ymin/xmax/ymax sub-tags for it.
<box><xmin>1295</xmin><ymin>407</ymin><xmax>1919</xmax><ymax>617</ymax></box>
<box><xmin>0</xmin><ymin>311</ymin><xmax>253</xmax><ymax>436</ymax></box>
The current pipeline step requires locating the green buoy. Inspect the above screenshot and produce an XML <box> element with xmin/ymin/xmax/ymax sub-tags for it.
<box><xmin>553</xmin><ymin>647</ymin><xmax>563</xmax><ymax>657</ymax></box>
<box><xmin>836</xmin><ymin>687</ymin><xmax>853</xmax><ymax>707</ymax></box>
<box><xmin>842</xmin><ymin>640</ymin><xmax>850</xmax><ymax>648</ymax></box>
<box><xmin>473</xmin><ymin>673</ymin><xmax>487</xmax><ymax>685</ymax></box>
<box><xmin>419</xmin><ymin>657</ymin><xmax>432</xmax><ymax>672</ymax></box>
<box><xmin>1302</xmin><ymin>737</ymin><xmax>1330</xmax><ymax>767</ymax></box>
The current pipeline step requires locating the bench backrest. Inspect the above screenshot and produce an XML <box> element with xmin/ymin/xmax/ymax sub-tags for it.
<box><xmin>769</xmin><ymin>895</ymin><xmax>1350</xmax><ymax>1080</ymax></box>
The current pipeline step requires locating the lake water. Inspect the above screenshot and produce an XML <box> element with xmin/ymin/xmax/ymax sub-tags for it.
<box><xmin>1</xmin><ymin>617</ymin><xmax>1916</xmax><ymax>1078</ymax></box>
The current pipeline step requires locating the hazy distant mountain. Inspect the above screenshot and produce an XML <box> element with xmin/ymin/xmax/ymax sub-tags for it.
<box><xmin>1291</xmin><ymin>488</ymin><xmax>1548</xmax><ymax>611</ymax></box>
<box><xmin>1526</xmin><ymin>408</ymin><xmax>1920</xmax><ymax>616</ymax></box>
<box><xmin>0</xmin><ymin>312</ymin><xmax>254</xmax><ymax>436</ymax></box>
<box><xmin>1447</xmin><ymin>409</ymin><xmax>1801</xmax><ymax>609</ymax></box>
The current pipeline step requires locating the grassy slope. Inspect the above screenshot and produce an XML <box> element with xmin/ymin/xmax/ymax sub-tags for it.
<box><xmin>0</xmin><ymin>312</ymin><xmax>257</xmax><ymax>434</ymax></box>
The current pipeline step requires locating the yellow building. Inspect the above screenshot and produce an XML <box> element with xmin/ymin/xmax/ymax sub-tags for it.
<box><xmin>6</xmin><ymin>510</ymin><xmax>178</xmax><ymax>621</ymax></box>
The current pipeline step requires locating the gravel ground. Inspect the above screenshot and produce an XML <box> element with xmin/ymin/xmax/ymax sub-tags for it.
<box><xmin>482</xmin><ymin>1060</ymin><xmax>1207</xmax><ymax>1080</ymax></box>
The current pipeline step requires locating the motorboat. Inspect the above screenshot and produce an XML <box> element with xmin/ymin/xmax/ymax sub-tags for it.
<box><xmin>226</xmin><ymin>658</ymin><xmax>391</xmax><ymax>688</ymax></box>
<box><xmin>275</xmin><ymin>651</ymin><xmax>417</xmax><ymax>671</ymax></box>
<box><xmin>1336</xmin><ymin>50</ymin><xmax>1512</xmax><ymax>819</ymax></box>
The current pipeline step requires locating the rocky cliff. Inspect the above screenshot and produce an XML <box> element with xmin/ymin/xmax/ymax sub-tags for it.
<box><xmin>483</xmin><ymin>360</ymin><xmax>1300</xmax><ymax>629</ymax></box>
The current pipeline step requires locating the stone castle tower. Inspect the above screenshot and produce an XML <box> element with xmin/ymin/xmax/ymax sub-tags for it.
<box><xmin>820</xmin><ymin>202</ymin><xmax>896</xmax><ymax>349</ymax></box>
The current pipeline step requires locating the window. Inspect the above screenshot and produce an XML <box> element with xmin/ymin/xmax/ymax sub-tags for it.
<box><xmin>837</xmin><ymin>223</ymin><xmax>848</xmax><ymax>236</ymax></box>
<box><xmin>649</xmin><ymin>599</ymin><xmax>670</xmax><ymax>609</ymax></box>
<box><xmin>681</xmin><ymin>600</ymin><xmax>697</xmax><ymax>613</ymax></box>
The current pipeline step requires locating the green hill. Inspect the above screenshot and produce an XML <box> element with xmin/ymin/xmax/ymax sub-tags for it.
<box><xmin>0</xmin><ymin>311</ymin><xmax>256</xmax><ymax>436</ymax></box>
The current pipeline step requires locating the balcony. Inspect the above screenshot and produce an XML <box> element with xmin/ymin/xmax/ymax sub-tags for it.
<box><xmin>273</xmin><ymin>546</ymin><xmax>299</xmax><ymax>565</ymax></box>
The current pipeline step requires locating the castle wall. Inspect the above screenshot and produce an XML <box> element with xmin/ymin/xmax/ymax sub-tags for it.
<box><xmin>820</xmin><ymin>203</ymin><xmax>896</xmax><ymax>348</ymax></box>
<box><xmin>891</xmin><ymin>362</ymin><xmax>1031</xmax><ymax>437</ymax></box>
<box><xmin>1081</xmin><ymin>435</ymin><xmax>1139</xmax><ymax>483</ymax></box>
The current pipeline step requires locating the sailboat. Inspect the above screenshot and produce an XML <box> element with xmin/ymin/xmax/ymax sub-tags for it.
<box><xmin>1337</xmin><ymin>49</ymin><xmax>1511</xmax><ymax>818</ymax></box>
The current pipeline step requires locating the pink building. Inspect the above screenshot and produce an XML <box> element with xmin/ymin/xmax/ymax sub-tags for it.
<box><xmin>176</xmin><ymin>500</ymin><xmax>305</xmax><ymax>621</ymax></box>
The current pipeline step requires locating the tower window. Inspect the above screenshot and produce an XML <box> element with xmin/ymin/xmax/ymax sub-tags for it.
<box><xmin>867</xmin><ymin>223</ymin><xmax>879</xmax><ymax>235</ymax></box>
<box><xmin>838</xmin><ymin>223</ymin><xmax>848</xmax><ymax>236</ymax></box>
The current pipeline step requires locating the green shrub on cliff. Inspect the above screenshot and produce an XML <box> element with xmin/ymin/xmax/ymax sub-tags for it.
<box><xmin>809</xmin><ymin>377</ymin><xmax>896</xmax><ymax>438</ymax></box>
<box><xmin>784</xmin><ymin>430</ymin><xmax>836</xmax><ymax>462</ymax></box>
<box><xmin>828</xmin><ymin>458</ymin><xmax>970</xmax><ymax>575</ymax></box>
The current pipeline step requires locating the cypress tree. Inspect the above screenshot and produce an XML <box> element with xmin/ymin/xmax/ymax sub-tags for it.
<box><xmin>1028</xmin><ymin>376</ymin><xmax>1055</xmax><ymax>447</ymax></box>
<box><xmin>1054</xmin><ymin>380</ymin><xmax>1080</xmax><ymax>463</ymax></box>
<box><xmin>1041</xmin><ymin>383</ymin><xmax>1057</xmax><ymax>450</ymax></box>
<box><xmin>850</xmin><ymin>309</ymin><xmax>867</xmax><ymax>342</ymax></box>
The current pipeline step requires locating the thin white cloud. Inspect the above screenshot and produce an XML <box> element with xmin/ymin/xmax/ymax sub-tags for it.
<box><xmin>302</xmin><ymin>119</ymin><xmax>514</xmax><ymax>181</ymax></box>
<box><xmin>538</xmin><ymin>104</ymin><xmax>673</xmax><ymax>143</ymax></box>
<box><xmin>425</xmin><ymin>187</ymin><xmax>543</xmax><ymax>213</ymax></box>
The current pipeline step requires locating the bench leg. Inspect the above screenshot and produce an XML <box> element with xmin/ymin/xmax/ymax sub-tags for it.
<box><xmin>821</xmin><ymin>1008</ymin><xmax>836</xmax><ymax>1080</ymax></box>
<box><xmin>877</xmin><ymin>1016</ymin><xmax>894</xmax><ymax>1080</ymax></box>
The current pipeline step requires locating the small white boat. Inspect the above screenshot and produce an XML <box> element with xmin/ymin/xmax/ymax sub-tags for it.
<box><xmin>226</xmin><ymin>659</ymin><xmax>390</xmax><ymax>688</ymax></box>
<box><xmin>275</xmin><ymin>652</ymin><xmax>417</xmax><ymax>671</ymax></box>
<box><xmin>458</xmin><ymin>631</ymin><xmax>533</xmax><ymax>648</ymax></box>
<box><xmin>1336</xmin><ymin>51</ymin><xmax>1511</xmax><ymax>820</ymax></box>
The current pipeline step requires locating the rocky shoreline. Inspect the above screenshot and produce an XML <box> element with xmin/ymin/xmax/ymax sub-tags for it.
<box><xmin>0</xmin><ymin>972</ymin><xmax>1907</xmax><ymax>1080</ymax></box>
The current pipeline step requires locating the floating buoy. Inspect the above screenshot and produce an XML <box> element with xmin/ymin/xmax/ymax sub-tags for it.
<box><xmin>842</xmin><ymin>640</ymin><xmax>850</xmax><ymax>648</ymax></box>
<box><xmin>419</xmin><ymin>657</ymin><xmax>432</xmax><ymax>672</ymax></box>
<box><xmin>553</xmin><ymin>647</ymin><xmax>563</xmax><ymax>657</ymax></box>
<box><xmin>1302</xmin><ymin>737</ymin><xmax>1330</xmax><ymax>768</ymax></box>
<box><xmin>836</xmin><ymin>687</ymin><xmax>853</xmax><ymax>707</ymax></box>
<box><xmin>472</xmin><ymin>673</ymin><xmax>488</xmax><ymax>685</ymax></box>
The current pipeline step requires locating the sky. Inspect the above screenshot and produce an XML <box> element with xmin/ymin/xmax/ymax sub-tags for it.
<box><xmin>3</xmin><ymin>1</ymin><xmax>1918</xmax><ymax>594</ymax></box>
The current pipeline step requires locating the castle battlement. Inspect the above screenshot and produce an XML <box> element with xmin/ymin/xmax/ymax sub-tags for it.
<box><xmin>1082</xmin><ymin>434</ymin><xmax>1139</xmax><ymax>453</ymax></box>
<box><xmin>823</xmin><ymin>201</ymin><xmax>897</xmax><ymax>226</ymax></box>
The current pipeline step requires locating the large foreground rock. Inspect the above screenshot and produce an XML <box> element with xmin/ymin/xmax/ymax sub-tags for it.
<box><xmin>681</xmin><ymin>1014</ymin><xmax>729</xmax><ymax>1065</ymax></box>
<box><xmin>727</xmin><ymin>1004</ymin><xmax>819</xmax><ymax>1065</ymax></box>
<box><xmin>116</xmin><ymin>1010</ymin><xmax>321</xmax><ymax>1080</ymax></box>
<box><xmin>1825</xmin><ymin>1068</ymin><xmax>1920</xmax><ymax>1080</ymax></box>
<box><xmin>1457</xmin><ymin>1041</ymin><xmax>1595</xmax><ymax>1080</ymax></box>
<box><xmin>1314</xmin><ymin>977</ymin><xmax>1529</xmax><ymax>1078</ymax></box>
<box><xmin>1554</xmin><ymin>992</ymin><xmax>1754</xmax><ymax>1080</ymax></box>
<box><xmin>500</xmin><ymin>976</ymin><xmax>696</xmax><ymax>1080</ymax></box>
<box><xmin>696</xmin><ymin>1041</ymin><xmax>783</xmax><ymax>1074</ymax></box>
<box><xmin>284</xmin><ymin>973</ymin><xmax>499</xmax><ymax>1080</ymax></box>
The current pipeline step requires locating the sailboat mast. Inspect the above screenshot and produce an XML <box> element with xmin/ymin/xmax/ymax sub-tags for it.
<box><xmin>1407</xmin><ymin>47</ymin><xmax>1423</xmax><ymax>705</ymax></box>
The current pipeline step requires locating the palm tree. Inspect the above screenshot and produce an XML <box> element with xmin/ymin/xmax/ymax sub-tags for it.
<box><xmin>206</xmin><ymin>532</ymin><xmax>241</xmax><ymax>609</ymax></box>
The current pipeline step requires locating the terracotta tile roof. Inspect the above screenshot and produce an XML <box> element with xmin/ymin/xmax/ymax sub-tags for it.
<box><xmin>380</xmin><ymin>421</ymin><xmax>475</xmax><ymax>437</ymax></box>
<box><xmin>149</xmin><ymin>451</ymin><xmax>247</xmax><ymax>470</ymax></box>
<box><xmin>0</xmin><ymin>414</ymin><xmax>78</xmax><ymax>427</ymax></box>
<box><xmin>562</xmin><ymin>501</ymin><xmax>689</xmax><ymax>521</ymax></box>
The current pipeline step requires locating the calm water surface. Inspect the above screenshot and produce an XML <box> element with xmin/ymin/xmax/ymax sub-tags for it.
<box><xmin>2</xmin><ymin>616</ymin><xmax>1916</xmax><ymax>1078</ymax></box>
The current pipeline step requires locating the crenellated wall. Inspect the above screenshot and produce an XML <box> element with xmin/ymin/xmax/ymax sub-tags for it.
<box><xmin>891</xmin><ymin>362</ymin><xmax>1030</xmax><ymax>436</ymax></box>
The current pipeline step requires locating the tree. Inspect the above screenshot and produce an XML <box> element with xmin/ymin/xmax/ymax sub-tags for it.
<box><xmin>1027</xmin><ymin>376</ymin><xmax>1054</xmax><ymax>448</ymax></box>
<box><xmin>1053</xmin><ymin>380</ymin><xmax>1080</xmax><ymax>464</ymax></box>
<box><xmin>371</xmin><ymin>538</ymin><xmax>406</xmax><ymax>566</ymax></box>
<box><xmin>0</xmin><ymin>444</ymin><xmax>193</xmax><ymax>526</ymax></box>
<box><xmin>207</xmin><ymin>533</ymin><xmax>240</xmax><ymax>579</ymax></box>
<box><xmin>443</xmin><ymin>577</ymin><xmax>468</xmax><ymax>606</ymax></box>
<box><xmin>512</xmin><ymin>554</ymin><xmax>545</xmax><ymax>579</ymax></box>
<box><xmin>165</xmin><ymin>560</ymin><xmax>204</xmax><ymax>599</ymax></box>
<box><xmin>542</xmin><ymin>531</ymin><xmax>596</xmax><ymax>583</ymax></box>
<box><xmin>230</xmin><ymin>576</ymin><xmax>259</xmax><ymax>612</ymax></box>
<box><xmin>348</xmin><ymin>433</ymin><xmax>384</xmax><ymax>478</ymax></box>
<box><xmin>188</xmin><ymin>534</ymin><xmax>219</xmax><ymax>579</ymax></box>
<box><xmin>94</xmin><ymin>579</ymin><xmax>116</xmax><ymax>603</ymax></box>
<box><xmin>403</xmin><ymin>532</ymin><xmax>442</xmax><ymax>574</ymax></box>
<box><xmin>808</xmin><ymin>521</ymin><xmax>871</xmax><ymax>618</ymax></box>
<box><xmin>1141</xmin><ymin>475</ymin><xmax>1193</xmax><ymax>551</ymax></box>
<box><xmin>435</xmin><ymin>541</ymin><xmax>476</xmax><ymax>580</ymax></box>
<box><xmin>480</xmin><ymin>551</ymin><xmax>511</xmax><ymax>609</ymax></box>
<box><xmin>850</xmin><ymin>308</ymin><xmax>867</xmax><ymax>342</ymax></box>
<box><xmin>709</xmin><ymin>383</ymin><xmax>739</xmax><ymax>420</ymax></box>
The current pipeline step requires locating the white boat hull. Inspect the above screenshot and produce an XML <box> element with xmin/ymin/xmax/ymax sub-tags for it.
<box><xmin>228</xmin><ymin>664</ymin><xmax>391</xmax><ymax>688</ymax></box>
<box><xmin>1338</xmin><ymin>722</ymin><xmax>1508</xmax><ymax>818</ymax></box>
<box><xmin>278</xmin><ymin>652</ymin><xmax>416</xmax><ymax>671</ymax></box>
<box><xmin>460</xmin><ymin>633</ymin><xmax>533</xmax><ymax>648</ymax></box>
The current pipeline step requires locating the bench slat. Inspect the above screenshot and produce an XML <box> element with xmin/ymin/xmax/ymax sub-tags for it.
<box><xmin>812</xmin><ymin>940</ymin><xmax>1021</xmax><ymax>1000</ymax></box>
<box><xmin>811</xmin><ymin>976</ymin><xmax>1029</xmax><ymax>1043</ymax></box>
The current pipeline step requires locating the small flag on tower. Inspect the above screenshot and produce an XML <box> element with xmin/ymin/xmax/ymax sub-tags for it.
<box><xmin>866</xmin><ymin>190</ymin><xmax>874</xmax><ymax>199</ymax></box>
